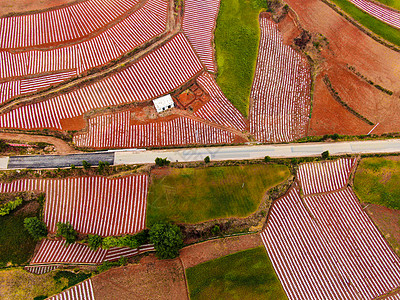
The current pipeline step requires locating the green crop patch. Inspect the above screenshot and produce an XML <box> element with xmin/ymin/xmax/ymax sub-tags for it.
<box><xmin>186</xmin><ymin>246</ymin><xmax>287</xmax><ymax>300</ymax></box>
<box><xmin>374</xmin><ymin>0</ymin><xmax>400</xmax><ymax>10</ymax></box>
<box><xmin>147</xmin><ymin>164</ymin><xmax>290</xmax><ymax>225</ymax></box>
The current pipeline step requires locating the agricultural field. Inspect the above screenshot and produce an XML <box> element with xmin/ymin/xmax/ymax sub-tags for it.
<box><xmin>375</xmin><ymin>0</ymin><xmax>400</xmax><ymax>10</ymax></box>
<box><xmin>186</xmin><ymin>247</ymin><xmax>286</xmax><ymax>300</ymax></box>
<box><xmin>146</xmin><ymin>164</ymin><xmax>290</xmax><ymax>225</ymax></box>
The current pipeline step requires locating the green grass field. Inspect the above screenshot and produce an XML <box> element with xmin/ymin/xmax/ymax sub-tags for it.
<box><xmin>0</xmin><ymin>204</ymin><xmax>38</xmax><ymax>266</ymax></box>
<box><xmin>186</xmin><ymin>246</ymin><xmax>287</xmax><ymax>300</ymax></box>
<box><xmin>330</xmin><ymin>0</ymin><xmax>400</xmax><ymax>47</ymax></box>
<box><xmin>147</xmin><ymin>164</ymin><xmax>289</xmax><ymax>225</ymax></box>
<box><xmin>354</xmin><ymin>157</ymin><xmax>400</xmax><ymax>210</ymax></box>
<box><xmin>375</xmin><ymin>0</ymin><xmax>400</xmax><ymax>10</ymax></box>
<box><xmin>214</xmin><ymin>0</ymin><xmax>268</xmax><ymax>117</ymax></box>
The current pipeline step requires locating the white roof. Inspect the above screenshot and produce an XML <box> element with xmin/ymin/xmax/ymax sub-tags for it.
<box><xmin>152</xmin><ymin>94</ymin><xmax>174</xmax><ymax>112</ymax></box>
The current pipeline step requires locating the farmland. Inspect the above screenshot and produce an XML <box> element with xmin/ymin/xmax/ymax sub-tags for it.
<box><xmin>214</xmin><ymin>0</ymin><xmax>268</xmax><ymax>116</ymax></box>
<box><xmin>186</xmin><ymin>247</ymin><xmax>286</xmax><ymax>300</ymax></box>
<box><xmin>146</xmin><ymin>164</ymin><xmax>290</xmax><ymax>225</ymax></box>
<box><xmin>354</xmin><ymin>157</ymin><xmax>400</xmax><ymax>210</ymax></box>
<box><xmin>249</xmin><ymin>16</ymin><xmax>311</xmax><ymax>143</ymax></box>
<box><xmin>375</xmin><ymin>0</ymin><xmax>400</xmax><ymax>10</ymax></box>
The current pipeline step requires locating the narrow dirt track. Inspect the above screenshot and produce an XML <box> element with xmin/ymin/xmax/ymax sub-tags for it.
<box><xmin>0</xmin><ymin>133</ymin><xmax>78</xmax><ymax>155</ymax></box>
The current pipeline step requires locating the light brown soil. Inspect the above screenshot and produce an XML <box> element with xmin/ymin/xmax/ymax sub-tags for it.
<box><xmin>285</xmin><ymin>0</ymin><xmax>400</xmax><ymax>135</ymax></box>
<box><xmin>92</xmin><ymin>255</ymin><xmax>188</xmax><ymax>300</ymax></box>
<box><xmin>179</xmin><ymin>234</ymin><xmax>263</xmax><ymax>269</ymax></box>
<box><xmin>0</xmin><ymin>133</ymin><xmax>78</xmax><ymax>155</ymax></box>
<box><xmin>0</xmin><ymin>0</ymin><xmax>77</xmax><ymax>16</ymax></box>
<box><xmin>363</xmin><ymin>203</ymin><xmax>400</xmax><ymax>255</ymax></box>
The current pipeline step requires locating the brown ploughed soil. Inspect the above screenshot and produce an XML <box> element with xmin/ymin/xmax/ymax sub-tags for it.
<box><xmin>363</xmin><ymin>203</ymin><xmax>400</xmax><ymax>255</ymax></box>
<box><xmin>180</xmin><ymin>233</ymin><xmax>263</xmax><ymax>269</ymax></box>
<box><xmin>0</xmin><ymin>0</ymin><xmax>78</xmax><ymax>16</ymax></box>
<box><xmin>284</xmin><ymin>0</ymin><xmax>400</xmax><ymax>135</ymax></box>
<box><xmin>0</xmin><ymin>133</ymin><xmax>78</xmax><ymax>155</ymax></box>
<box><xmin>92</xmin><ymin>255</ymin><xmax>188</xmax><ymax>300</ymax></box>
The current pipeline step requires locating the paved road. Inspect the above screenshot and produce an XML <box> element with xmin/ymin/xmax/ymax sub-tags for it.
<box><xmin>3</xmin><ymin>139</ymin><xmax>400</xmax><ymax>169</ymax></box>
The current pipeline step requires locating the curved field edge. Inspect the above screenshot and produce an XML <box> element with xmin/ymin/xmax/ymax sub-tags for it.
<box><xmin>146</xmin><ymin>164</ymin><xmax>290</xmax><ymax>225</ymax></box>
<box><xmin>214</xmin><ymin>0</ymin><xmax>269</xmax><ymax>117</ymax></box>
<box><xmin>327</xmin><ymin>0</ymin><xmax>400</xmax><ymax>47</ymax></box>
<box><xmin>374</xmin><ymin>0</ymin><xmax>400</xmax><ymax>10</ymax></box>
<box><xmin>185</xmin><ymin>246</ymin><xmax>287</xmax><ymax>300</ymax></box>
<box><xmin>354</xmin><ymin>157</ymin><xmax>400</xmax><ymax>210</ymax></box>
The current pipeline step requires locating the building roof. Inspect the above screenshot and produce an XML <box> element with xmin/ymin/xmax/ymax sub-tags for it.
<box><xmin>152</xmin><ymin>94</ymin><xmax>174</xmax><ymax>112</ymax></box>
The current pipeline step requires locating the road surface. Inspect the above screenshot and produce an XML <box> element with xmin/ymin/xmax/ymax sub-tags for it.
<box><xmin>2</xmin><ymin>139</ymin><xmax>400</xmax><ymax>169</ymax></box>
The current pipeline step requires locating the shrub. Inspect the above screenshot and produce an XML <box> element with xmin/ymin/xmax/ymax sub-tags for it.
<box><xmin>155</xmin><ymin>157</ymin><xmax>170</xmax><ymax>167</ymax></box>
<box><xmin>0</xmin><ymin>197</ymin><xmax>23</xmax><ymax>216</ymax></box>
<box><xmin>24</xmin><ymin>217</ymin><xmax>47</xmax><ymax>240</ymax></box>
<box><xmin>102</xmin><ymin>236</ymin><xmax>119</xmax><ymax>249</ymax></box>
<box><xmin>211</xmin><ymin>225</ymin><xmax>221</xmax><ymax>236</ymax></box>
<box><xmin>88</xmin><ymin>234</ymin><xmax>103</xmax><ymax>250</ymax></box>
<box><xmin>204</xmin><ymin>156</ymin><xmax>211</xmax><ymax>163</ymax></box>
<box><xmin>264</xmin><ymin>156</ymin><xmax>271</xmax><ymax>163</ymax></box>
<box><xmin>97</xmin><ymin>257</ymin><xmax>128</xmax><ymax>273</ymax></box>
<box><xmin>134</xmin><ymin>229</ymin><xmax>150</xmax><ymax>245</ymax></box>
<box><xmin>70</xmin><ymin>164</ymin><xmax>75</xmax><ymax>170</ymax></box>
<box><xmin>118</xmin><ymin>235</ymin><xmax>140</xmax><ymax>249</ymax></box>
<box><xmin>322</xmin><ymin>150</ymin><xmax>330</xmax><ymax>160</ymax></box>
<box><xmin>291</xmin><ymin>157</ymin><xmax>298</xmax><ymax>165</ymax></box>
<box><xmin>332</xmin><ymin>133</ymin><xmax>339</xmax><ymax>140</ymax></box>
<box><xmin>82</xmin><ymin>160</ymin><xmax>91</xmax><ymax>170</ymax></box>
<box><xmin>56</xmin><ymin>222</ymin><xmax>77</xmax><ymax>245</ymax></box>
<box><xmin>149</xmin><ymin>222</ymin><xmax>183</xmax><ymax>259</ymax></box>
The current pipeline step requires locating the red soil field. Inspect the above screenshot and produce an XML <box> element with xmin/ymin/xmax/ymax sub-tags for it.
<box><xmin>0</xmin><ymin>0</ymin><xmax>77</xmax><ymax>16</ymax></box>
<box><xmin>285</xmin><ymin>0</ymin><xmax>400</xmax><ymax>135</ymax></box>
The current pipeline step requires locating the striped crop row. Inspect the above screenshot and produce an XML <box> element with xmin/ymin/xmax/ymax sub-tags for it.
<box><xmin>1</xmin><ymin>0</ymin><xmax>168</xmax><ymax>80</ymax></box>
<box><xmin>73</xmin><ymin>112</ymin><xmax>238</xmax><ymax>149</ymax></box>
<box><xmin>0</xmin><ymin>33</ymin><xmax>203</xmax><ymax>130</ymax></box>
<box><xmin>0</xmin><ymin>0</ymin><xmax>141</xmax><ymax>49</ymax></box>
<box><xmin>0</xmin><ymin>70</ymin><xmax>77</xmax><ymax>103</ymax></box>
<box><xmin>249</xmin><ymin>17</ymin><xmax>310</xmax><ymax>142</ymax></box>
<box><xmin>48</xmin><ymin>279</ymin><xmax>95</xmax><ymax>300</ymax></box>
<box><xmin>350</xmin><ymin>0</ymin><xmax>400</xmax><ymax>29</ymax></box>
<box><xmin>0</xmin><ymin>175</ymin><xmax>148</xmax><ymax>236</ymax></box>
<box><xmin>182</xmin><ymin>0</ymin><xmax>220</xmax><ymax>72</ymax></box>
<box><xmin>24</xmin><ymin>265</ymin><xmax>59</xmax><ymax>275</ymax></box>
<box><xmin>262</xmin><ymin>187</ymin><xmax>400</xmax><ymax>299</ymax></box>
<box><xmin>297</xmin><ymin>158</ymin><xmax>357</xmax><ymax>195</ymax></box>
<box><xmin>194</xmin><ymin>72</ymin><xmax>246</xmax><ymax>131</ymax></box>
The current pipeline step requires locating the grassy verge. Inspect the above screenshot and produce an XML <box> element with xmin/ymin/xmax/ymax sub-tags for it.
<box><xmin>186</xmin><ymin>246</ymin><xmax>287</xmax><ymax>300</ymax></box>
<box><xmin>354</xmin><ymin>157</ymin><xmax>400</xmax><ymax>210</ymax></box>
<box><xmin>0</xmin><ymin>268</ymin><xmax>91</xmax><ymax>300</ymax></box>
<box><xmin>330</xmin><ymin>0</ymin><xmax>400</xmax><ymax>47</ymax></box>
<box><xmin>147</xmin><ymin>164</ymin><xmax>290</xmax><ymax>225</ymax></box>
<box><xmin>214</xmin><ymin>0</ymin><xmax>268</xmax><ymax>117</ymax></box>
<box><xmin>375</xmin><ymin>0</ymin><xmax>400</xmax><ymax>10</ymax></box>
<box><xmin>0</xmin><ymin>203</ymin><xmax>38</xmax><ymax>267</ymax></box>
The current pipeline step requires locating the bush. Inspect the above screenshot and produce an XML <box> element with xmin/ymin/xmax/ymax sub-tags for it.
<box><xmin>264</xmin><ymin>156</ymin><xmax>271</xmax><ymax>163</ymax></box>
<box><xmin>149</xmin><ymin>222</ymin><xmax>183</xmax><ymax>259</ymax></box>
<box><xmin>70</xmin><ymin>164</ymin><xmax>75</xmax><ymax>170</ymax></box>
<box><xmin>56</xmin><ymin>222</ymin><xmax>77</xmax><ymax>245</ymax></box>
<box><xmin>102</xmin><ymin>236</ymin><xmax>119</xmax><ymax>249</ymax></box>
<box><xmin>24</xmin><ymin>217</ymin><xmax>47</xmax><ymax>240</ymax></box>
<box><xmin>211</xmin><ymin>225</ymin><xmax>221</xmax><ymax>236</ymax></box>
<box><xmin>82</xmin><ymin>160</ymin><xmax>91</xmax><ymax>170</ymax></box>
<box><xmin>0</xmin><ymin>139</ymin><xmax>8</xmax><ymax>151</ymax></box>
<box><xmin>0</xmin><ymin>197</ymin><xmax>23</xmax><ymax>216</ymax></box>
<box><xmin>134</xmin><ymin>229</ymin><xmax>150</xmax><ymax>245</ymax></box>
<box><xmin>98</xmin><ymin>161</ymin><xmax>110</xmax><ymax>173</ymax></box>
<box><xmin>118</xmin><ymin>235</ymin><xmax>140</xmax><ymax>249</ymax></box>
<box><xmin>322</xmin><ymin>151</ymin><xmax>330</xmax><ymax>159</ymax></box>
<box><xmin>87</xmin><ymin>234</ymin><xmax>103</xmax><ymax>250</ymax></box>
<box><xmin>155</xmin><ymin>157</ymin><xmax>170</xmax><ymax>167</ymax></box>
<box><xmin>204</xmin><ymin>156</ymin><xmax>210</xmax><ymax>163</ymax></box>
<box><xmin>97</xmin><ymin>257</ymin><xmax>127</xmax><ymax>273</ymax></box>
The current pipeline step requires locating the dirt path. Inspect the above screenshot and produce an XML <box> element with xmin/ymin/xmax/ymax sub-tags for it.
<box><xmin>0</xmin><ymin>133</ymin><xmax>78</xmax><ymax>155</ymax></box>
<box><xmin>180</xmin><ymin>233</ymin><xmax>263</xmax><ymax>269</ymax></box>
<box><xmin>92</xmin><ymin>255</ymin><xmax>188</xmax><ymax>300</ymax></box>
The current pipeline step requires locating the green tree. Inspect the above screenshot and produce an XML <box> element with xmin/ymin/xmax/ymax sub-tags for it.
<box><xmin>87</xmin><ymin>234</ymin><xmax>103</xmax><ymax>250</ymax></box>
<box><xmin>155</xmin><ymin>157</ymin><xmax>170</xmax><ymax>167</ymax></box>
<box><xmin>322</xmin><ymin>151</ymin><xmax>330</xmax><ymax>160</ymax></box>
<box><xmin>56</xmin><ymin>222</ymin><xmax>77</xmax><ymax>245</ymax></box>
<box><xmin>82</xmin><ymin>160</ymin><xmax>91</xmax><ymax>170</ymax></box>
<box><xmin>264</xmin><ymin>156</ymin><xmax>271</xmax><ymax>163</ymax></box>
<box><xmin>24</xmin><ymin>217</ymin><xmax>47</xmax><ymax>240</ymax></box>
<box><xmin>204</xmin><ymin>156</ymin><xmax>210</xmax><ymax>163</ymax></box>
<box><xmin>102</xmin><ymin>236</ymin><xmax>119</xmax><ymax>249</ymax></box>
<box><xmin>149</xmin><ymin>222</ymin><xmax>183</xmax><ymax>259</ymax></box>
<box><xmin>118</xmin><ymin>235</ymin><xmax>140</xmax><ymax>249</ymax></box>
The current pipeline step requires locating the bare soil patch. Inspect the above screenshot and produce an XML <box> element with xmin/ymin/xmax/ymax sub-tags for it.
<box><xmin>363</xmin><ymin>203</ymin><xmax>400</xmax><ymax>255</ymax></box>
<box><xmin>0</xmin><ymin>0</ymin><xmax>77</xmax><ymax>16</ymax></box>
<box><xmin>180</xmin><ymin>234</ymin><xmax>263</xmax><ymax>269</ymax></box>
<box><xmin>92</xmin><ymin>255</ymin><xmax>188</xmax><ymax>300</ymax></box>
<box><xmin>284</xmin><ymin>0</ymin><xmax>400</xmax><ymax>135</ymax></box>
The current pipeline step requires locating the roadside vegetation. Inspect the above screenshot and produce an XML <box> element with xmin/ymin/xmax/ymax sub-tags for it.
<box><xmin>375</xmin><ymin>0</ymin><xmax>400</xmax><ymax>10</ymax></box>
<box><xmin>186</xmin><ymin>246</ymin><xmax>287</xmax><ymax>300</ymax></box>
<box><xmin>354</xmin><ymin>157</ymin><xmax>400</xmax><ymax>210</ymax></box>
<box><xmin>147</xmin><ymin>164</ymin><xmax>290</xmax><ymax>225</ymax></box>
<box><xmin>330</xmin><ymin>0</ymin><xmax>400</xmax><ymax>47</ymax></box>
<box><xmin>214</xmin><ymin>0</ymin><xmax>269</xmax><ymax>116</ymax></box>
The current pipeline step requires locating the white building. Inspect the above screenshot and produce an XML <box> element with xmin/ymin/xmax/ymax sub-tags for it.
<box><xmin>153</xmin><ymin>94</ymin><xmax>175</xmax><ymax>113</ymax></box>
